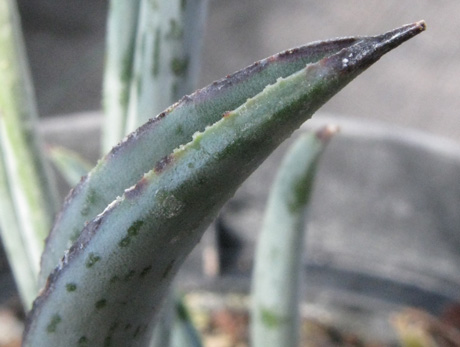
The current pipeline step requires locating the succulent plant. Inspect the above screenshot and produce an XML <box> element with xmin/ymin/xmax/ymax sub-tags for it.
<box><xmin>0</xmin><ymin>0</ymin><xmax>425</xmax><ymax>345</ymax></box>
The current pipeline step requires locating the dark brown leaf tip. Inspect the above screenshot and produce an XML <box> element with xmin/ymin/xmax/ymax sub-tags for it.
<box><xmin>375</xmin><ymin>20</ymin><xmax>426</xmax><ymax>51</ymax></box>
<box><xmin>320</xmin><ymin>21</ymin><xmax>426</xmax><ymax>76</ymax></box>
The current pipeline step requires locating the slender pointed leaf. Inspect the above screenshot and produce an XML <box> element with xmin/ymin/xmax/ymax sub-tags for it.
<box><xmin>0</xmin><ymin>130</ymin><xmax>38</xmax><ymax>308</ymax></box>
<box><xmin>25</xmin><ymin>22</ymin><xmax>425</xmax><ymax>347</ymax></box>
<box><xmin>0</xmin><ymin>0</ymin><xmax>59</xmax><ymax>295</ymax></box>
<box><xmin>250</xmin><ymin>126</ymin><xmax>337</xmax><ymax>347</ymax></box>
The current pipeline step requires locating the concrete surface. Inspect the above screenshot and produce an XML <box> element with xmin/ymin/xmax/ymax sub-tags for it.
<box><xmin>17</xmin><ymin>0</ymin><xmax>460</xmax><ymax>142</ymax></box>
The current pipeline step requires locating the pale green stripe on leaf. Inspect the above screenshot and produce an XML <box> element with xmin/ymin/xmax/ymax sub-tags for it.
<box><xmin>173</xmin><ymin>0</ymin><xmax>209</xmax><ymax>100</ymax></box>
<box><xmin>102</xmin><ymin>0</ymin><xmax>141</xmax><ymax>152</ymax></box>
<box><xmin>0</xmin><ymin>132</ymin><xmax>38</xmax><ymax>308</ymax></box>
<box><xmin>125</xmin><ymin>0</ymin><xmax>209</xmax><ymax>132</ymax></box>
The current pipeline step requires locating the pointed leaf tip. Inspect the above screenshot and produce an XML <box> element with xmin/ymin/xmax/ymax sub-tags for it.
<box><xmin>379</xmin><ymin>20</ymin><xmax>426</xmax><ymax>47</ymax></box>
<box><xmin>315</xmin><ymin>21</ymin><xmax>425</xmax><ymax>80</ymax></box>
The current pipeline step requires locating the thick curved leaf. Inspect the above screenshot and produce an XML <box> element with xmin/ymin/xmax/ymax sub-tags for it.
<box><xmin>40</xmin><ymin>34</ymin><xmax>364</xmax><ymax>286</ymax></box>
<box><xmin>24</xmin><ymin>22</ymin><xmax>425</xmax><ymax>347</ymax></box>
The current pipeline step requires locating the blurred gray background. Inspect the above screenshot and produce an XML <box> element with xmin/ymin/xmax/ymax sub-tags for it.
<box><xmin>18</xmin><ymin>0</ymin><xmax>459</xmax><ymax>142</ymax></box>
<box><xmin>3</xmin><ymin>1</ymin><xmax>458</xmax><ymax>329</ymax></box>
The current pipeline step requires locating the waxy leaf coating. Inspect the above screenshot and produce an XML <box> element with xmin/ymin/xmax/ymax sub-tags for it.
<box><xmin>40</xmin><ymin>34</ymin><xmax>362</xmax><ymax>285</ymax></box>
<box><xmin>26</xmin><ymin>22</ymin><xmax>425</xmax><ymax>347</ymax></box>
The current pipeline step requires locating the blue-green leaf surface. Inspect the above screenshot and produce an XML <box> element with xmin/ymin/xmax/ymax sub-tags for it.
<box><xmin>250</xmin><ymin>127</ymin><xmax>337</xmax><ymax>347</ymax></box>
<box><xmin>40</xmin><ymin>34</ymin><xmax>364</xmax><ymax>286</ymax></box>
<box><xmin>26</xmin><ymin>22</ymin><xmax>425</xmax><ymax>347</ymax></box>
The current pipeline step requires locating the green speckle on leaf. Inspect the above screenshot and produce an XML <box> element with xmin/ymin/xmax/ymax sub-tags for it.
<box><xmin>80</xmin><ymin>189</ymin><xmax>98</xmax><ymax>216</ymax></box>
<box><xmin>260</xmin><ymin>307</ymin><xmax>282</xmax><ymax>329</ymax></box>
<box><xmin>70</xmin><ymin>228</ymin><xmax>81</xmax><ymax>243</ymax></box>
<box><xmin>104</xmin><ymin>335</ymin><xmax>112</xmax><ymax>347</ymax></box>
<box><xmin>120</xmin><ymin>88</ymin><xmax>129</xmax><ymax>109</ymax></box>
<box><xmin>133</xmin><ymin>325</ymin><xmax>142</xmax><ymax>338</ymax></box>
<box><xmin>148</xmin><ymin>0</ymin><xmax>159</xmax><ymax>10</ymax></box>
<box><xmin>155</xmin><ymin>189</ymin><xmax>168</xmax><ymax>204</ymax></box>
<box><xmin>128</xmin><ymin>220</ymin><xmax>143</xmax><ymax>236</ymax></box>
<box><xmin>95</xmin><ymin>299</ymin><xmax>107</xmax><ymax>310</ymax></box>
<box><xmin>162</xmin><ymin>260</ymin><xmax>175</xmax><ymax>279</ymax></box>
<box><xmin>166</xmin><ymin>19</ymin><xmax>183</xmax><ymax>40</ymax></box>
<box><xmin>152</xmin><ymin>29</ymin><xmax>161</xmax><ymax>77</ymax></box>
<box><xmin>80</xmin><ymin>205</ymin><xmax>90</xmax><ymax>216</ymax></box>
<box><xmin>86</xmin><ymin>189</ymin><xmax>97</xmax><ymax>204</ymax></box>
<box><xmin>110</xmin><ymin>275</ymin><xmax>120</xmax><ymax>284</ymax></box>
<box><xmin>46</xmin><ymin>314</ymin><xmax>62</xmax><ymax>333</ymax></box>
<box><xmin>66</xmin><ymin>283</ymin><xmax>77</xmax><ymax>292</ymax></box>
<box><xmin>171</xmin><ymin>57</ymin><xmax>189</xmax><ymax>76</ymax></box>
<box><xmin>287</xmin><ymin>168</ymin><xmax>316</xmax><ymax>213</ymax></box>
<box><xmin>109</xmin><ymin>321</ymin><xmax>119</xmax><ymax>332</ymax></box>
<box><xmin>118</xmin><ymin>236</ymin><xmax>131</xmax><ymax>247</ymax></box>
<box><xmin>120</xmin><ymin>51</ymin><xmax>133</xmax><ymax>85</ymax></box>
<box><xmin>85</xmin><ymin>253</ymin><xmax>101</xmax><ymax>268</ymax></box>
<box><xmin>136</xmin><ymin>74</ymin><xmax>143</xmax><ymax>96</ymax></box>
<box><xmin>78</xmin><ymin>336</ymin><xmax>88</xmax><ymax>345</ymax></box>
<box><xmin>120</xmin><ymin>44</ymin><xmax>136</xmax><ymax>107</ymax></box>
<box><xmin>140</xmin><ymin>265</ymin><xmax>152</xmax><ymax>278</ymax></box>
<box><xmin>124</xmin><ymin>270</ymin><xmax>136</xmax><ymax>281</ymax></box>
<box><xmin>118</xmin><ymin>220</ymin><xmax>144</xmax><ymax>247</ymax></box>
